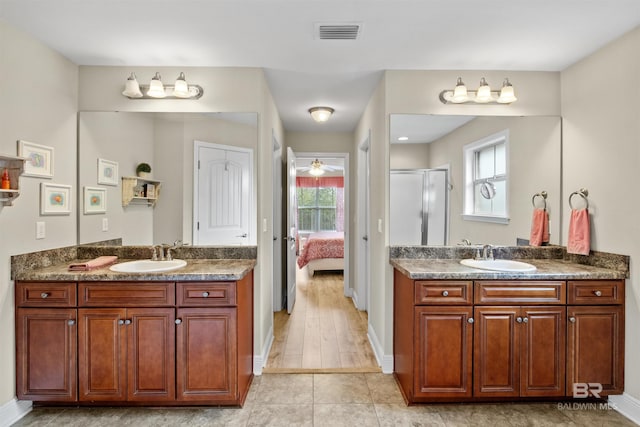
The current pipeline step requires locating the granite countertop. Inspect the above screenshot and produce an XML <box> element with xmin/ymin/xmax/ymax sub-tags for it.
<box><xmin>390</xmin><ymin>258</ymin><xmax>627</xmax><ymax>281</ymax></box>
<box><xmin>13</xmin><ymin>258</ymin><xmax>257</xmax><ymax>282</ymax></box>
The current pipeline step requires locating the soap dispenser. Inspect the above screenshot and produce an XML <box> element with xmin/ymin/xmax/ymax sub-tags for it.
<box><xmin>1</xmin><ymin>169</ymin><xmax>10</xmax><ymax>190</ymax></box>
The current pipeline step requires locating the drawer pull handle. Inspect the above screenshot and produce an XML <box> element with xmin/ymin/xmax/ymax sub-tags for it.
<box><xmin>569</xmin><ymin>317</ymin><xmax>576</xmax><ymax>323</ymax></box>
<box><xmin>522</xmin><ymin>317</ymin><xmax>529</xmax><ymax>324</ymax></box>
<box><xmin>202</xmin><ymin>292</ymin><xmax>209</xmax><ymax>298</ymax></box>
<box><xmin>40</xmin><ymin>293</ymin><xmax>49</xmax><ymax>299</ymax></box>
<box><xmin>175</xmin><ymin>319</ymin><xmax>182</xmax><ymax>325</ymax></box>
<box><xmin>124</xmin><ymin>319</ymin><xmax>131</xmax><ymax>325</ymax></box>
<box><xmin>442</xmin><ymin>290</ymin><xmax>449</xmax><ymax>297</ymax></box>
<box><xmin>467</xmin><ymin>318</ymin><xmax>474</xmax><ymax>324</ymax></box>
<box><xmin>594</xmin><ymin>290</ymin><xmax>602</xmax><ymax>297</ymax></box>
<box><xmin>118</xmin><ymin>319</ymin><xmax>125</xmax><ymax>325</ymax></box>
<box><xmin>516</xmin><ymin>317</ymin><xmax>523</xmax><ymax>323</ymax></box>
<box><xmin>67</xmin><ymin>319</ymin><xmax>75</xmax><ymax>326</ymax></box>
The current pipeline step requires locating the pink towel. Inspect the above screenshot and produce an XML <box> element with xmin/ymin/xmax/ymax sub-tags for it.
<box><xmin>567</xmin><ymin>209</ymin><xmax>590</xmax><ymax>255</ymax></box>
<box><xmin>68</xmin><ymin>255</ymin><xmax>118</xmax><ymax>271</ymax></box>
<box><xmin>529</xmin><ymin>208</ymin><xmax>549</xmax><ymax>246</ymax></box>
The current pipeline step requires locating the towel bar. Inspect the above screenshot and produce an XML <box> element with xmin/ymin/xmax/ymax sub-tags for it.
<box><xmin>531</xmin><ymin>191</ymin><xmax>547</xmax><ymax>209</ymax></box>
<box><xmin>569</xmin><ymin>188</ymin><xmax>589</xmax><ymax>210</ymax></box>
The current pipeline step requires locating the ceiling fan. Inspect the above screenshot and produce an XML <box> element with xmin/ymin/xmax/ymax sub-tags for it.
<box><xmin>296</xmin><ymin>158</ymin><xmax>341</xmax><ymax>176</ymax></box>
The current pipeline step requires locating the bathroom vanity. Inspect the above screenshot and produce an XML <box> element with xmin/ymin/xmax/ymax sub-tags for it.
<box><xmin>14</xmin><ymin>255</ymin><xmax>255</xmax><ymax>407</ymax></box>
<box><xmin>390</xmin><ymin>247</ymin><xmax>627</xmax><ymax>404</ymax></box>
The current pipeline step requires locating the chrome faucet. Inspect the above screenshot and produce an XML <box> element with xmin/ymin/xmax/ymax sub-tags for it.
<box><xmin>164</xmin><ymin>240</ymin><xmax>184</xmax><ymax>261</ymax></box>
<box><xmin>482</xmin><ymin>244</ymin><xmax>494</xmax><ymax>260</ymax></box>
<box><xmin>151</xmin><ymin>245</ymin><xmax>164</xmax><ymax>261</ymax></box>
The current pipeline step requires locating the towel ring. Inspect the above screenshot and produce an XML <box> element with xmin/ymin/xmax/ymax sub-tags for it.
<box><xmin>569</xmin><ymin>188</ymin><xmax>589</xmax><ymax>210</ymax></box>
<box><xmin>531</xmin><ymin>191</ymin><xmax>547</xmax><ymax>209</ymax></box>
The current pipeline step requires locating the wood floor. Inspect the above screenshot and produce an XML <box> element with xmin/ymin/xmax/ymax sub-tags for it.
<box><xmin>265</xmin><ymin>266</ymin><xmax>379</xmax><ymax>372</ymax></box>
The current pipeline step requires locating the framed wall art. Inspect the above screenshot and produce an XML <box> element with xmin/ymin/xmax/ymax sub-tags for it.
<box><xmin>84</xmin><ymin>186</ymin><xmax>107</xmax><ymax>214</ymax></box>
<box><xmin>97</xmin><ymin>158</ymin><xmax>118</xmax><ymax>186</ymax></box>
<box><xmin>18</xmin><ymin>140</ymin><xmax>54</xmax><ymax>178</ymax></box>
<box><xmin>40</xmin><ymin>183</ymin><xmax>71</xmax><ymax>215</ymax></box>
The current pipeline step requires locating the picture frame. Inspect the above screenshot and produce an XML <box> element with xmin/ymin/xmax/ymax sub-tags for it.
<box><xmin>84</xmin><ymin>186</ymin><xmax>107</xmax><ymax>214</ymax></box>
<box><xmin>18</xmin><ymin>140</ymin><xmax>54</xmax><ymax>178</ymax></box>
<box><xmin>40</xmin><ymin>183</ymin><xmax>71</xmax><ymax>215</ymax></box>
<box><xmin>97</xmin><ymin>158</ymin><xmax>118</xmax><ymax>186</ymax></box>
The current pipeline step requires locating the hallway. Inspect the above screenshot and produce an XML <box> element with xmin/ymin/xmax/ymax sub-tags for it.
<box><xmin>265</xmin><ymin>268</ymin><xmax>378</xmax><ymax>371</ymax></box>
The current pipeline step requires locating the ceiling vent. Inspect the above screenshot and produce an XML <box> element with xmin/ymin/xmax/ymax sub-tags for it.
<box><xmin>315</xmin><ymin>23</ymin><xmax>362</xmax><ymax>40</ymax></box>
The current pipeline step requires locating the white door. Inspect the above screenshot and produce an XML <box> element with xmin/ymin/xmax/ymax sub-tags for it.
<box><xmin>272</xmin><ymin>136</ymin><xmax>284</xmax><ymax>311</ymax></box>
<box><xmin>390</xmin><ymin>171</ymin><xmax>425</xmax><ymax>245</ymax></box>
<box><xmin>356</xmin><ymin>136</ymin><xmax>370</xmax><ymax>311</ymax></box>
<box><xmin>194</xmin><ymin>142</ymin><xmax>251</xmax><ymax>245</ymax></box>
<box><xmin>425</xmin><ymin>169</ymin><xmax>448</xmax><ymax>245</ymax></box>
<box><xmin>285</xmin><ymin>147</ymin><xmax>297</xmax><ymax>314</ymax></box>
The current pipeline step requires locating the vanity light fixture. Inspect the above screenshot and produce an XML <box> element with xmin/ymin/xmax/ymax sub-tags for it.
<box><xmin>308</xmin><ymin>106</ymin><xmax>335</xmax><ymax>123</ymax></box>
<box><xmin>122</xmin><ymin>72</ymin><xmax>204</xmax><ymax>99</ymax></box>
<box><xmin>439</xmin><ymin>77</ymin><xmax>517</xmax><ymax>105</ymax></box>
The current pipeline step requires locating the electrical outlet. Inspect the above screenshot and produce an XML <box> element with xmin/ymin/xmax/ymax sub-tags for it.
<box><xmin>36</xmin><ymin>222</ymin><xmax>45</xmax><ymax>239</ymax></box>
<box><xmin>102</xmin><ymin>218</ymin><xmax>109</xmax><ymax>232</ymax></box>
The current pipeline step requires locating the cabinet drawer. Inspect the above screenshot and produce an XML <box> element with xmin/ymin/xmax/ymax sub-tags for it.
<box><xmin>568</xmin><ymin>280</ymin><xmax>624</xmax><ymax>305</ymax></box>
<box><xmin>475</xmin><ymin>281</ymin><xmax>565</xmax><ymax>304</ymax></box>
<box><xmin>177</xmin><ymin>282</ymin><xmax>236</xmax><ymax>306</ymax></box>
<box><xmin>414</xmin><ymin>281</ymin><xmax>472</xmax><ymax>305</ymax></box>
<box><xmin>78</xmin><ymin>282</ymin><xmax>175</xmax><ymax>307</ymax></box>
<box><xmin>16</xmin><ymin>282</ymin><xmax>76</xmax><ymax>307</ymax></box>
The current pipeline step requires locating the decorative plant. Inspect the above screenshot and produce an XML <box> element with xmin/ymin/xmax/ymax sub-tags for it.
<box><xmin>136</xmin><ymin>163</ymin><xmax>151</xmax><ymax>175</ymax></box>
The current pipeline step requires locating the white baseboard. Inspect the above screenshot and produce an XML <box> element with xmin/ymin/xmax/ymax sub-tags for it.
<box><xmin>0</xmin><ymin>398</ymin><xmax>32</xmax><ymax>427</ymax></box>
<box><xmin>609</xmin><ymin>393</ymin><xmax>640</xmax><ymax>424</ymax></box>
<box><xmin>253</xmin><ymin>324</ymin><xmax>274</xmax><ymax>375</ymax></box>
<box><xmin>367</xmin><ymin>323</ymin><xmax>393</xmax><ymax>374</ymax></box>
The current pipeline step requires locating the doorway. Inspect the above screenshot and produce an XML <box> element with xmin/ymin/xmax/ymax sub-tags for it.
<box><xmin>266</xmin><ymin>151</ymin><xmax>378</xmax><ymax>371</ymax></box>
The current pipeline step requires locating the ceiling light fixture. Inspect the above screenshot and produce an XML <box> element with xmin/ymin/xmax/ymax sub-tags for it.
<box><xmin>398</xmin><ymin>136</ymin><xmax>409</xmax><ymax>141</ymax></box>
<box><xmin>122</xmin><ymin>72</ymin><xmax>204</xmax><ymax>99</ymax></box>
<box><xmin>439</xmin><ymin>77</ymin><xmax>517</xmax><ymax>105</ymax></box>
<box><xmin>308</xmin><ymin>106</ymin><xmax>335</xmax><ymax>123</ymax></box>
<box><xmin>308</xmin><ymin>158</ymin><xmax>325</xmax><ymax>176</ymax></box>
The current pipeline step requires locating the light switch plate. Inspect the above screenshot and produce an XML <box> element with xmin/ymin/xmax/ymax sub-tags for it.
<box><xmin>378</xmin><ymin>218</ymin><xmax>383</xmax><ymax>233</ymax></box>
<box><xmin>36</xmin><ymin>221</ymin><xmax>45</xmax><ymax>239</ymax></box>
<box><xmin>102</xmin><ymin>218</ymin><xmax>109</xmax><ymax>231</ymax></box>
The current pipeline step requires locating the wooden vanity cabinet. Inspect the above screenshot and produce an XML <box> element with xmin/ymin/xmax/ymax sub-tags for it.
<box><xmin>15</xmin><ymin>282</ymin><xmax>77</xmax><ymax>402</ymax></box>
<box><xmin>566</xmin><ymin>280</ymin><xmax>624</xmax><ymax>396</ymax></box>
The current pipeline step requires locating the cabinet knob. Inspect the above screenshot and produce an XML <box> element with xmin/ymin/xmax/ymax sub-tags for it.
<box><xmin>124</xmin><ymin>319</ymin><xmax>132</xmax><ymax>325</ymax></box>
<box><xmin>467</xmin><ymin>318</ymin><xmax>474</xmax><ymax>324</ymax></box>
<box><xmin>522</xmin><ymin>317</ymin><xmax>529</xmax><ymax>323</ymax></box>
<box><xmin>569</xmin><ymin>317</ymin><xmax>576</xmax><ymax>323</ymax></box>
<box><xmin>118</xmin><ymin>319</ymin><xmax>125</xmax><ymax>325</ymax></box>
<box><xmin>594</xmin><ymin>290</ymin><xmax>602</xmax><ymax>297</ymax></box>
<box><xmin>40</xmin><ymin>292</ymin><xmax>49</xmax><ymax>299</ymax></box>
<box><xmin>175</xmin><ymin>319</ymin><xmax>182</xmax><ymax>325</ymax></box>
<box><xmin>516</xmin><ymin>317</ymin><xmax>523</xmax><ymax>323</ymax></box>
<box><xmin>202</xmin><ymin>292</ymin><xmax>209</xmax><ymax>298</ymax></box>
<box><xmin>67</xmin><ymin>319</ymin><xmax>75</xmax><ymax>326</ymax></box>
<box><xmin>442</xmin><ymin>290</ymin><xmax>449</xmax><ymax>297</ymax></box>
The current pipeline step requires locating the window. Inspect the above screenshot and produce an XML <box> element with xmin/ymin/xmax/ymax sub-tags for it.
<box><xmin>297</xmin><ymin>186</ymin><xmax>338</xmax><ymax>231</ymax></box>
<box><xmin>463</xmin><ymin>130</ymin><xmax>509</xmax><ymax>223</ymax></box>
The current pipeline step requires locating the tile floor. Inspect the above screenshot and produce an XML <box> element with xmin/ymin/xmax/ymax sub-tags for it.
<box><xmin>12</xmin><ymin>373</ymin><xmax>638</xmax><ymax>426</ymax></box>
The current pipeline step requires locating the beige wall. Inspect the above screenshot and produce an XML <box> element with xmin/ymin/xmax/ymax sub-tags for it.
<box><xmin>0</xmin><ymin>21</ymin><xmax>79</xmax><ymax>406</ymax></box>
<box><xmin>562</xmin><ymin>26</ymin><xmax>640</xmax><ymax>402</ymax></box>
<box><xmin>390</xmin><ymin>143</ymin><xmax>430</xmax><ymax>169</ymax></box>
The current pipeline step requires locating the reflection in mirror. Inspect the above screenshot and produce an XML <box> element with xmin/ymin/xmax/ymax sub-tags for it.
<box><xmin>78</xmin><ymin>112</ymin><xmax>258</xmax><ymax>246</ymax></box>
<box><xmin>390</xmin><ymin>115</ymin><xmax>561</xmax><ymax>246</ymax></box>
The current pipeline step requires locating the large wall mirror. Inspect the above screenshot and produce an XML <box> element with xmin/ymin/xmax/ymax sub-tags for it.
<box><xmin>390</xmin><ymin>114</ymin><xmax>562</xmax><ymax>246</ymax></box>
<box><xmin>78</xmin><ymin>111</ymin><xmax>258</xmax><ymax>246</ymax></box>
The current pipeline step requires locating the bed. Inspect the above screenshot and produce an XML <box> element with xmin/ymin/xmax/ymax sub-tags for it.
<box><xmin>297</xmin><ymin>231</ymin><xmax>344</xmax><ymax>275</ymax></box>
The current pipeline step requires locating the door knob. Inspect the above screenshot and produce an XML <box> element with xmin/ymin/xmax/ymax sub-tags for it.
<box><xmin>175</xmin><ymin>319</ymin><xmax>182</xmax><ymax>325</ymax></box>
<box><xmin>516</xmin><ymin>317</ymin><xmax>523</xmax><ymax>323</ymax></box>
<box><xmin>362</xmin><ymin>236</ymin><xmax>368</xmax><ymax>241</ymax></box>
<box><xmin>569</xmin><ymin>317</ymin><xmax>576</xmax><ymax>323</ymax></box>
<box><xmin>442</xmin><ymin>290</ymin><xmax>449</xmax><ymax>297</ymax></box>
<box><xmin>467</xmin><ymin>318</ymin><xmax>474</xmax><ymax>324</ymax></box>
<box><xmin>594</xmin><ymin>290</ymin><xmax>602</xmax><ymax>297</ymax></box>
<box><xmin>67</xmin><ymin>319</ymin><xmax>76</xmax><ymax>326</ymax></box>
<box><xmin>40</xmin><ymin>293</ymin><xmax>49</xmax><ymax>299</ymax></box>
<box><xmin>236</xmin><ymin>233</ymin><xmax>248</xmax><ymax>238</ymax></box>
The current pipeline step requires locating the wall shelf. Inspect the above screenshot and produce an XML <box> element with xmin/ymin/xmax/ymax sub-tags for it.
<box><xmin>0</xmin><ymin>155</ymin><xmax>26</xmax><ymax>206</ymax></box>
<box><xmin>121</xmin><ymin>176</ymin><xmax>161</xmax><ymax>207</ymax></box>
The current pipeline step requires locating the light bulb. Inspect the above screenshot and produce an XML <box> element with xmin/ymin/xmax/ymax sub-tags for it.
<box><xmin>497</xmin><ymin>78</ymin><xmax>517</xmax><ymax>103</ymax></box>
<box><xmin>122</xmin><ymin>72</ymin><xmax>143</xmax><ymax>98</ymax></box>
<box><xmin>147</xmin><ymin>72</ymin><xmax>166</xmax><ymax>98</ymax></box>
<box><xmin>173</xmin><ymin>72</ymin><xmax>190</xmax><ymax>98</ymax></box>
<box><xmin>475</xmin><ymin>78</ymin><xmax>493</xmax><ymax>103</ymax></box>
<box><xmin>450</xmin><ymin>77</ymin><xmax>469</xmax><ymax>103</ymax></box>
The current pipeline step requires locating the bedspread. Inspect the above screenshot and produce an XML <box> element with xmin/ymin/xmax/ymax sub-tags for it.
<box><xmin>297</xmin><ymin>231</ymin><xmax>344</xmax><ymax>268</ymax></box>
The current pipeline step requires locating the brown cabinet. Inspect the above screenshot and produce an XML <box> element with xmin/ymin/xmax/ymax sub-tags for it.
<box><xmin>567</xmin><ymin>280</ymin><xmax>624</xmax><ymax>397</ymax></box>
<box><xmin>16</xmin><ymin>271</ymin><xmax>254</xmax><ymax>406</ymax></box>
<box><xmin>393</xmin><ymin>273</ymin><xmax>624</xmax><ymax>404</ymax></box>
<box><xmin>78</xmin><ymin>307</ymin><xmax>175</xmax><ymax>402</ymax></box>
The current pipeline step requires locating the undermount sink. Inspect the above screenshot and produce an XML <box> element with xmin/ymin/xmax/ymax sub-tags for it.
<box><xmin>109</xmin><ymin>259</ymin><xmax>187</xmax><ymax>273</ymax></box>
<box><xmin>460</xmin><ymin>258</ymin><xmax>537</xmax><ymax>272</ymax></box>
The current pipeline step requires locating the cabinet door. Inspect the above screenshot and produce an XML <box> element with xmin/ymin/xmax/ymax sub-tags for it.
<box><xmin>474</xmin><ymin>306</ymin><xmax>520</xmax><ymax>397</ymax></box>
<box><xmin>127</xmin><ymin>308</ymin><xmax>175</xmax><ymax>401</ymax></box>
<box><xmin>414</xmin><ymin>306</ymin><xmax>473</xmax><ymax>398</ymax></box>
<box><xmin>567</xmin><ymin>305</ymin><xmax>624</xmax><ymax>396</ymax></box>
<box><xmin>78</xmin><ymin>308</ymin><xmax>127</xmax><ymax>401</ymax></box>
<box><xmin>520</xmin><ymin>307</ymin><xmax>566</xmax><ymax>397</ymax></box>
<box><xmin>16</xmin><ymin>308</ymin><xmax>77</xmax><ymax>401</ymax></box>
<box><xmin>176</xmin><ymin>308</ymin><xmax>237</xmax><ymax>402</ymax></box>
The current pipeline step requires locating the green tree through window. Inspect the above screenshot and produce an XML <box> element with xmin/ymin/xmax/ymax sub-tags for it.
<box><xmin>297</xmin><ymin>186</ymin><xmax>337</xmax><ymax>231</ymax></box>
